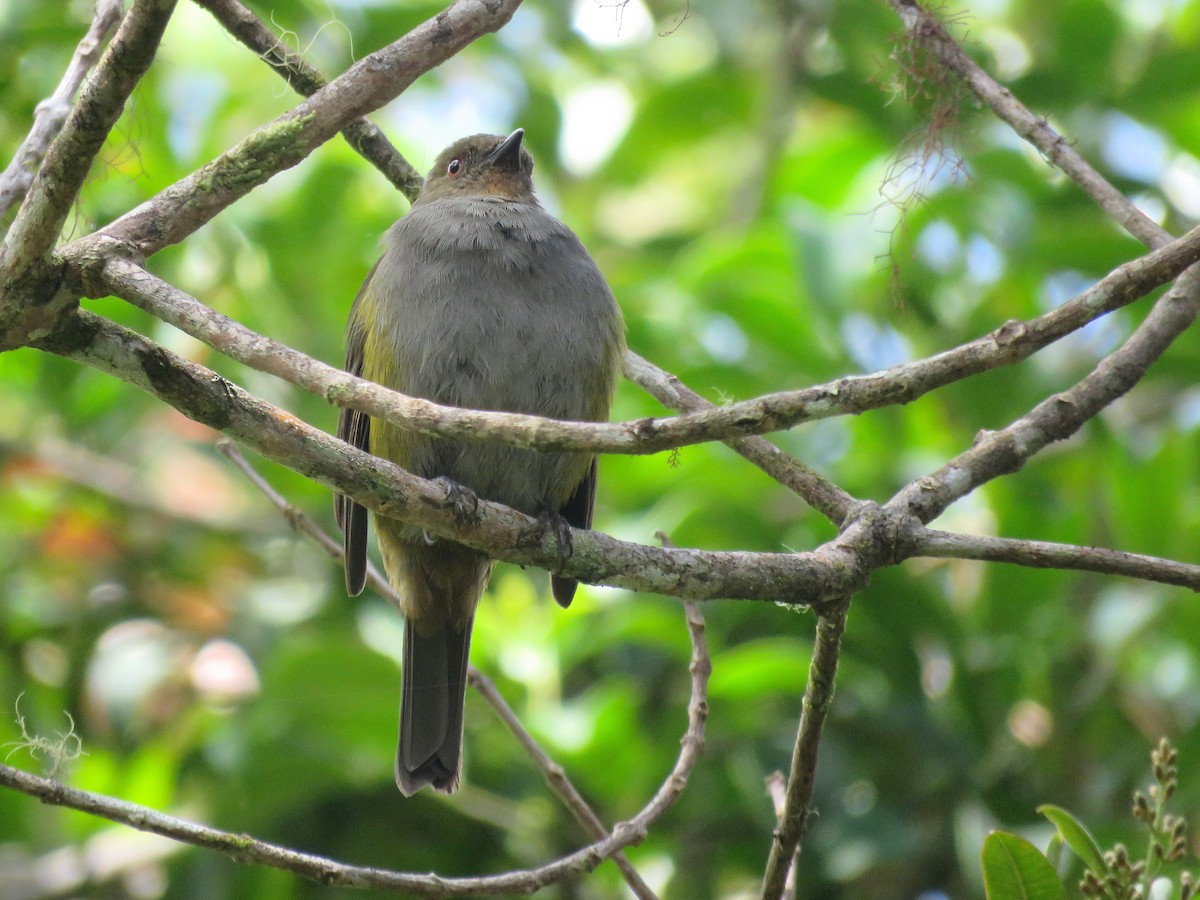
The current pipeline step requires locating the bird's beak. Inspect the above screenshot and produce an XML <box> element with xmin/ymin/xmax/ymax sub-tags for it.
<box><xmin>485</xmin><ymin>128</ymin><xmax>525</xmax><ymax>170</ymax></box>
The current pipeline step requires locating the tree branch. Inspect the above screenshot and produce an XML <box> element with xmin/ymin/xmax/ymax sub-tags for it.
<box><xmin>623</xmin><ymin>351</ymin><xmax>857</xmax><ymax>526</ymax></box>
<box><xmin>80</xmin><ymin>0</ymin><xmax>523</xmax><ymax>260</ymax></box>
<box><xmin>33</xmin><ymin>310</ymin><xmax>868</xmax><ymax>604</ymax></box>
<box><xmin>214</xmin><ymin>437</ymin><xmax>360</xmax><ymax>559</ymax></box>
<box><xmin>892</xmin><ymin>266</ymin><xmax>1200</xmax><ymax>525</ymax></box>
<box><xmin>885</xmin><ymin>0</ymin><xmax>1170</xmax><ymax>251</ymax></box>
<box><xmin>1</xmin><ymin>0</ymin><xmax>172</xmax><ymax>271</ymax></box>
<box><xmin>0</xmin><ymin>0</ymin><xmax>177</xmax><ymax>350</ymax></box>
<box><xmin>0</xmin><ymin>753</ymin><xmax>630</xmax><ymax>895</ymax></box>
<box><xmin>918</xmin><ymin>530</ymin><xmax>1200</xmax><ymax>591</ymax></box>
<box><xmin>36</xmin><ymin>274</ymin><xmax>1200</xmax><ymax>608</ymax></box>
<box><xmin>760</xmin><ymin>600</ymin><xmax>849</xmax><ymax>900</ymax></box>
<box><xmin>0</xmin><ymin>0</ymin><xmax>125</xmax><ymax>223</ymax></box>
<box><xmin>191</xmin><ymin>0</ymin><xmax>424</xmax><ymax>202</ymax></box>
<box><xmin>80</xmin><ymin>222</ymin><xmax>1200</xmax><ymax>457</ymax></box>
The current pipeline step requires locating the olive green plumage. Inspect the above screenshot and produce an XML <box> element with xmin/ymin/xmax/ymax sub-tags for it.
<box><xmin>335</xmin><ymin>129</ymin><xmax>624</xmax><ymax>796</ymax></box>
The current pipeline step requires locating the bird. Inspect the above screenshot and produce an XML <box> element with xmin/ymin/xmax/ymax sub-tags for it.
<box><xmin>335</xmin><ymin>129</ymin><xmax>625</xmax><ymax>796</ymax></box>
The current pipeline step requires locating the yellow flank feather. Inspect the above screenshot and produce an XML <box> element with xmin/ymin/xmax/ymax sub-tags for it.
<box><xmin>355</xmin><ymin>286</ymin><xmax>412</xmax><ymax>472</ymax></box>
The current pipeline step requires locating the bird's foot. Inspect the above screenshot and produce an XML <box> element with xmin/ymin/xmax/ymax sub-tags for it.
<box><xmin>538</xmin><ymin>508</ymin><xmax>575</xmax><ymax>570</ymax></box>
<box><xmin>432</xmin><ymin>476</ymin><xmax>480</xmax><ymax>525</ymax></box>
<box><xmin>542</xmin><ymin>510</ymin><xmax>580</xmax><ymax>608</ymax></box>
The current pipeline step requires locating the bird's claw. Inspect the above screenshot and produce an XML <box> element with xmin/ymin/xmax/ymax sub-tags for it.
<box><xmin>432</xmin><ymin>476</ymin><xmax>480</xmax><ymax>525</ymax></box>
<box><xmin>539</xmin><ymin>509</ymin><xmax>575</xmax><ymax>570</ymax></box>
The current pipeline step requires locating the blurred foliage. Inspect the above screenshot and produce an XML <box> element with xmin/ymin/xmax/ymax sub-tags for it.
<box><xmin>2</xmin><ymin>0</ymin><xmax>1200</xmax><ymax>897</ymax></box>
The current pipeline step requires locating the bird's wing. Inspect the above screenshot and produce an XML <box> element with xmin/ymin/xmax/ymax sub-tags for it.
<box><xmin>550</xmin><ymin>457</ymin><xmax>597</xmax><ymax>608</ymax></box>
<box><xmin>335</xmin><ymin>263</ymin><xmax>379</xmax><ymax>597</ymax></box>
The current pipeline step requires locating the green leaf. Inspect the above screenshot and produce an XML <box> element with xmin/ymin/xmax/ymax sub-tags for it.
<box><xmin>1045</xmin><ymin>833</ymin><xmax>1064</xmax><ymax>872</ymax></box>
<box><xmin>981</xmin><ymin>831</ymin><xmax>1068</xmax><ymax>900</ymax></box>
<box><xmin>1037</xmin><ymin>804</ymin><xmax>1107</xmax><ymax>875</ymax></box>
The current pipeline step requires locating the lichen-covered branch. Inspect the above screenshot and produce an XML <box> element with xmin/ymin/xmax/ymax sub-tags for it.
<box><xmin>191</xmin><ymin>0</ymin><xmax>424</xmax><ymax>202</ymax></box>
<box><xmin>34</xmin><ymin>310</ymin><xmax>867</xmax><ymax>604</ymax></box>
<box><xmin>918</xmin><ymin>530</ymin><xmax>1200</xmax><ymax>591</ymax></box>
<box><xmin>81</xmin><ymin>0</ymin><xmax>523</xmax><ymax>260</ymax></box>
<box><xmin>82</xmin><ymin>223</ymin><xmax>1200</xmax><ymax>458</ymax></box>
<box><xmin>1</xmin><ymin>0</ymin><xmax>175</xmax><ymax>273</ymax></box>
<box><xmin>0</xmin><ymin>0</ymin><xmax>177</xmax><ymax>350</ymax></box>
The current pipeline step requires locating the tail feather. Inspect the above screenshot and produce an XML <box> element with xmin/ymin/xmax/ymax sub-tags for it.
<box><xmin>396</xmin><ymin>618</ymin><xmax>473</xmax><ymax>796</ymax></box>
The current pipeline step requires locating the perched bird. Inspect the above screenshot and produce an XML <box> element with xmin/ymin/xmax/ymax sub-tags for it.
<box><xmin>335</xmin><ymin>129</ymin><xmax>625</xmax><ymax>796</ymax></box>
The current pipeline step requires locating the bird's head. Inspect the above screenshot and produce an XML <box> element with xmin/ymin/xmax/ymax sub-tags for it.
<box><xmin>416</xmin><ymin>129</ymin><xmax>536</xmax><ymax>205</ymax></box>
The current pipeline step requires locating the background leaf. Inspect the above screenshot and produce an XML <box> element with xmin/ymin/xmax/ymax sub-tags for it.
<box><xmin>1037</xmin><ymin>803</ymin><xmax>1106</xmax><ymax>875</ymax></box>
<box><xmin>981</xmin><ymin>831</ymin><xmax>1068</xmax><ymax>900</ymax></box>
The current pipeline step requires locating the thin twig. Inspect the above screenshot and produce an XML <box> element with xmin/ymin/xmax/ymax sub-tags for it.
<box><xmin>892</xmin><ymin>266</ymin><xmax>1200</xmax><ymax>524</ymax></box>
<box><xmin>0</xmin><ymin>0</ymin><xmax>177</xmax><ymax>282</ymax></box>
<box><xmin>215</xmin><ymin>439</ymin><xmax>349</xmax><ymax>557</ymax></box>
<box><xmin>760</xmin><ymin>600</ymin><xmax>849</xmax><ymax>900</ymax></box>
<box><xmin>0</xmin><ymin>758</ymin><xmax>613</xmax><ymax>894</ymax></box>
<box><xmin>0</xmin><ymin>0</ymin><xmax>124</xmax><ymax>223</ymax></box>
<box><xmin>885</xmin><ymin>0</ymin><xmax>1170</xmax><ymax>251</ymax></box>
<box><xmin>214</xmin><ymin>440</ymin><xmax>658</xmax><ymax>897</ymax></box>
<box><xmin>192</xmin><ymin>0</ymin><xmax>424</xmax><ymax>202</ymax></box>
<box><xmin>624</xmin><ymin>351</ymin><xmax>856</xmax><ymax>526</ymax></box>
<box><xmin>918</xmin><ymin>530</ymin><xmax>1200</xmax><ymax>591</ymax></box>
<box><xmin>763</xmin><ymin>773</ymin><xmax>796</xmax><ymax>900</ymax></box>
<box><xmin>83</xmin><ymin>223</ymin><xmax>1200</xmax><ymax>457</ymax></box>
<box><xmin>82</xmin><ymin>0</ymin><xmax>524</xmax><ymax>260</ymax></box>
<box><xmin>465</xmin><ymin>673</ymin><xmax>659</xmax><ymax>899</ymax></box>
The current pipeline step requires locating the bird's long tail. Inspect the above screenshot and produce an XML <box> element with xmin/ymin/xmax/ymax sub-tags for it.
<box><xmin>396</xmin><ymin>618</ymin><xmax>473</xmax><ymax>796</ymax></box>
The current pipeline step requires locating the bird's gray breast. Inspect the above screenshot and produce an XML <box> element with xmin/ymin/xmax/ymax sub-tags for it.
<box><xmin>372</xmin><ymin>197</ymin><xmax>619</xmax><ymax>510</ymax></box>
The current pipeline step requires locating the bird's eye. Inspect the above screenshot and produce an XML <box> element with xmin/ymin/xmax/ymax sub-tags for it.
<box><xmin>447</xmin><ymin>158</ymin><xmax>463</xmax><ymax>176</ymax></box>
